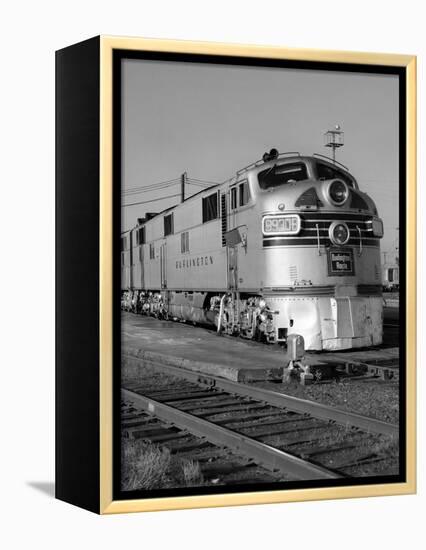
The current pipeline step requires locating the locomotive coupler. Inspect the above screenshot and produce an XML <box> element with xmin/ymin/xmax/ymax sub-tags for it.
<box><xmin>282</xmin><ymin>334</ymin><xmax>314</xmax><ymax>386</ymax></box>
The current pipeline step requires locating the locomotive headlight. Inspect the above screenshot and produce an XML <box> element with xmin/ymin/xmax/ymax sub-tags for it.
<box><xmin>372</xmin><ymin>218</ymin><xmax>384</xmax><ymax>237</ymax></box>
<box><xmin>327</xmin><ymin>179</ymin><xmax>349</xmax><ymax>206</ymax></box>
<box><xmin>262</xmin><ymin>214</ymin><xmax>301</xmax><ymax>235</ymax></box>
<box><xmin>329</xmin><ymin>221</ymin><xmax>350</xmax><ymax>245</ymax></box>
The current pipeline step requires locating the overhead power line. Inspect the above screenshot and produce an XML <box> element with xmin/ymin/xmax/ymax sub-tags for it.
<box><xmin>122</xmin><ymin>178</ymin><xmax>180</xmax><ymax>196</ymax></box>
<box><xmin>122</xmin><ymin>180</ymin><xmax>209</xmax><ymax>197</ymax></box>
<box><xmin>187</xmin><ymin>178</ymin><xmax>220</xmax><ymax>186</ymax></box>
<box><xmin>123</xmin><ymin>177</ymin><xmax>179</xmax><ymax>192</ymax></box>
<box><xmin>122</xmin><ymin>193</ymin><xmax>181</xmax><ymax>208</ymax></box>
<box><xmin>121</xmin><ymin>173</ymin><xmax>221</xmax><ymax>207</ymax></box>
<box><xmin>122</xmin><ymin>178</ymin><xmax>216</xmax><ymax>198</ymax></box>
<box><xmin>186</xmin><ymin>181</ymin><xmax>214</xmax><ymax>188</ymax></box>
<box><xmin>122</xmin><ymin>184</ymin><xmax>213</xmax><ymax>208</ymax></box>
<box><xmin>123</xmin><ymin>182</ymin><xmax>179</xmax><ymax>197</ymax></box>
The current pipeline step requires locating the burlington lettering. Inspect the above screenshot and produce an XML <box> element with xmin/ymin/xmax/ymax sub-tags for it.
<box><xmin>176</xmin><ymin>256</ymin><xmax>214</xmax><ymax>269</ymax></box>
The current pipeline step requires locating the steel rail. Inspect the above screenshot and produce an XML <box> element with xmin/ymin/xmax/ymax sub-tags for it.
<box><xmin>316</xmin><ymin>352</ymin><xmax>399</xmax><ymax>381</ymax></box>
<box><xmin>122</xmin><ymin>388</ymin><xmax>342</xmax><ymax>480</ymax></box>
<box><xmin>123</xmin><ymin>353</ymin><xmax>398</xmax><ymax>437</ymax></box>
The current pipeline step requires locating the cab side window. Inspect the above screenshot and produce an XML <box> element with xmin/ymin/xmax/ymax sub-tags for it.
<box><xmin>239</xmin><ymin>181</ymin><xmax>250</xmax><ymax>206</ymax></box>
<box><xmin>230</xmin><ymin>186</ymin><xmax>237</xmax><ymax>209</ymax></box>
<box><xmin>164</xmin><ymin>213</ymin><xmax>174</xmax><ymax>236</ymax></box>
<box><xmin>202</xmin><ymin>192</ymin><xmax>219</xmax><ymax>223</ymax></box>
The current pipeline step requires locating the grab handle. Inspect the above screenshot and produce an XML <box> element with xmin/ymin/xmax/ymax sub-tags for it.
<box><xmin>356</xmin><ymin>225</ymin><xmax>363</xmax><ymax>256</ymax></box>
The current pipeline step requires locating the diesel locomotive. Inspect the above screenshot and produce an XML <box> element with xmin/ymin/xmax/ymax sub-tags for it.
<box><xmin>121</xmin><ymin>150</ymin><xmax>384</xmax><ymax>351</ymax></box>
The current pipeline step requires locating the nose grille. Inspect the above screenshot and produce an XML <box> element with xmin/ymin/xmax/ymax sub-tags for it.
<box><xmin>262</xmin><ymin>213</ymin><xmax>379</xmax><ymax>248</ymax></box>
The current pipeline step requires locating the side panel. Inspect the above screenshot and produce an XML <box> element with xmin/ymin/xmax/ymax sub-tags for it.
<box><xmin>160</xmin><ymin>241</ymin><xmax>167</xmax><ymax>288</ymax></box>
<box><xmin>228</xmin><ymin>204</ymin><xmax>262</xmax><ymax>291</ymax></box>
<box><xmin>56</xmin><ymin>36</ymin><xmax>100</xmax><ymax>513</ymax></box>
<box><xmin>144</xmin><ymin>240</ymin><xmax>162</xmax><ymax>289</ymax></box>
<box><xmin>167</xmin><ymin>219</ymin><xmax>227</xmax><ymax>291</ymax></box>
<box><xmin>133</xmin><ymin>245</ymin><xmax>144</xmax><ymax>289</ymax></box>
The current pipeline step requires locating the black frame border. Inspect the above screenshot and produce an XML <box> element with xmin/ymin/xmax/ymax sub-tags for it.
<box><xmin>56</xmin><ymin>36</ymin><xmax>101</xmax><ymax>513</ymax></box>
<box><xmin>112</xmin><ymin>49</ymin><xmax>407</xmax><ymax>502</ymax></box>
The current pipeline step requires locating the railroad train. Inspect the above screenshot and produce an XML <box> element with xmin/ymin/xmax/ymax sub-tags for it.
<box><xmin>121</xmin><ymin>149</ymin><xmax>384</xmax><ymax>351</ymax></box>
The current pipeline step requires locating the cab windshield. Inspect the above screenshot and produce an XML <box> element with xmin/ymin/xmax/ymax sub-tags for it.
<box><xmin>316</xmin><ymin>162</ymin><xmax>355</xmax><ymax>187</ymax></box>
<box><xmin>258</xmin><ymin>162</ymin><xmax>308</xmax><ymax>190</ymax></box>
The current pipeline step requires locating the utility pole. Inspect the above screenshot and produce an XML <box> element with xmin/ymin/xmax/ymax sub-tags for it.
<box><xmin>181</xmin><ymin>172</ymin><xmax>187</xmax><ymax>203</ymax></box>
<box><xmin>324</xmin><ymin>124</ymin><xmax>344</xmax><ymax>164</ymax></box>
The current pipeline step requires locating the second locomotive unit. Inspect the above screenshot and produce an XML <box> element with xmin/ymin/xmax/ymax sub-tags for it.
<box><xmin>121</xmin><ymin>149</ymin><xmax>384</xmax><ymax>351</ymax></box>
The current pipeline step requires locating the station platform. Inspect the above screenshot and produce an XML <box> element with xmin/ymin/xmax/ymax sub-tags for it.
<box><xmin>121</xmin><ymin>312</ymin><xmax>399</xmax><ymax>383</ymax></box>
<box><xmin>121</xmin><ymin>312</ymin><xmax>285</xmax><ymax>382</ymax></box>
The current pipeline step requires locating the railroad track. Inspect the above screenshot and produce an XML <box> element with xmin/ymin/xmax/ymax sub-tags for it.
<box><xmin>122</xmin><ymin>358</ymin><xmax>399</xmax><ymax>485</ymax></box>
<box><xmin>122</xmin><ymin>390</ymin><xmax>339</xmax><ymax>482</ymax></box>
<box><xmin>121</xmin><ymin>400</ymin><xmax>285</xmax><ymax>486</ymax></box>
<box><xmin>306</xmin><ymin>352</ymin><xmax>400</xmax><ymax>382</ymax></box>
<box><xmin>218</xmin><ymin>328</ymin><xmax>400</xmax><ymax>383</ymax></box>
<box><xmin>218</xmin><ymin>331</ymin><xmax>400</xmax><ymax>384</ymax></box>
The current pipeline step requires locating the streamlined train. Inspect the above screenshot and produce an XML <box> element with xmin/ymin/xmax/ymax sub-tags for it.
<box><xmin>121</xmin><ymin>149</ymin><xmax>384</xmax><ymax>351</ymax></box>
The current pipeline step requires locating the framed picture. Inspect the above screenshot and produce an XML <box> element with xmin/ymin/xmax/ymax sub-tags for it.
<box><xmin>56</xmin><ymin>36</ymin><xmax>416</xmax><ymax>514</ymax></box>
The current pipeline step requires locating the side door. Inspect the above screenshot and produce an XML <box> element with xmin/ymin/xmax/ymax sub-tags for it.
<box><xmin>160</xmin><ymin>241</ymin><xmax>167</xmax><ymax>289</ymax></box>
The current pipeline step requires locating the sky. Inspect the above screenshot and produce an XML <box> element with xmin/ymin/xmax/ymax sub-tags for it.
<box><xmin>122</xmin><ymin>59</ymin><xmax>400</xmax><ymax>257</ymax></box>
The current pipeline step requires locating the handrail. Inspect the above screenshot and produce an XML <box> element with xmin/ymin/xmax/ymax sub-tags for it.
<box><xmin>236</xmin><ymin>151</ymin><xmax>301</xmax><ymax>176</ymax></box>
<box><xmin>356</xmin><ymin>225</ymin><xmax>363</xmax><ymax>256</ymax></box>
<box><xmin>315</xmin><ymin>224</ymin><xmax>321</xmax><ymax>256</ymax></box>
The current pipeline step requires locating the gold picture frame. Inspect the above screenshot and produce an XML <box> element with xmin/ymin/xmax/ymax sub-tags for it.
<box><xmin>56</xmin><ymin>35</ymin><xmax>416</xmax><ymax>514</ymax></box>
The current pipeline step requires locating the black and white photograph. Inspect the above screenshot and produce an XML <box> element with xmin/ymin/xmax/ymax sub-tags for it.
<box><xmin>117</xmin><ymin>52</ymin><xmax>404</xmax><ymax>498</ymax></box>
<box><xmin>3</xmin><ymin>0</ymin><xmax>424</xmax><ymax>542</ymax></box>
